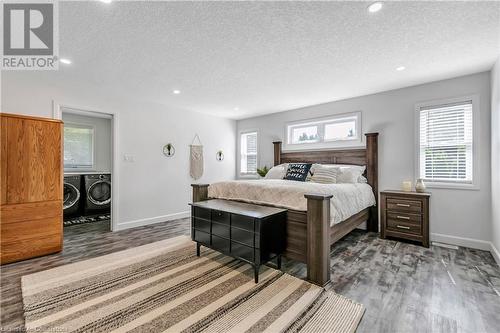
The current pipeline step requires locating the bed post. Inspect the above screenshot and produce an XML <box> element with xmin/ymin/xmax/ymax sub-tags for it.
<box><xmin>273</xmin><ymin>141</ymin><xmax>282</xmax><ymax>166</ymax></box>
<box><xmin>304</xmin><ymin>194</ymin><xmax>332</xmax><ymax>286</ymax></box>
<box><xmin>191</xmin><ymin>184</ymin><xmax>209</xmax><ymax>202</ymax></box>
<box><xmin>365</xmin><ymin>133</ymin><xmax>379</xmax><ymax>233</ymax></box>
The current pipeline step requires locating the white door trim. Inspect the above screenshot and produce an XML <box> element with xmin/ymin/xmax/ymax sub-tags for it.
<box><xmin>53</xmin><ymin>101</ymin><xmax>119</xmax><ymax>232</ymax></box>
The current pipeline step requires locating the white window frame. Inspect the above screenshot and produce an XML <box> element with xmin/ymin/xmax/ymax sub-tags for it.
<box><xmin>283</xmin><ymin>111</ymin><xmax>362</xmax><ymax>151</ymax></box>
<box><xmin>239</xmin><ymin>130</ymin><xmax>259</xmax><ymax>178</ymax></box>
<box><xmin>63</xmin><ymin>122</ymin><xmax>96</xmax><ymax>171</ymax></box>
<box><xmin>415</xmin><ymin>95</ymin><xmax>480</xmax><ymax>190</ymax></box>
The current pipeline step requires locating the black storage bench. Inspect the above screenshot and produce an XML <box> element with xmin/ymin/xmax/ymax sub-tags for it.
<box><xmin>190</xmin><ymin>199</ymin><xmax>287</xmax><ymax>283</ymax></box>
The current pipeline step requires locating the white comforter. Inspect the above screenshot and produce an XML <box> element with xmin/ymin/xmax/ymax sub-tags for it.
<box><xmin>208</xmin><ymin>179</ymin><xmax>376</xmax><ymax>226</ymax></box>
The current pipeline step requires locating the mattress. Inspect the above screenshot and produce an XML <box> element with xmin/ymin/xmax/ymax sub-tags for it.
<box><xmin>208</xmin><ymin>179</ymin><xmax>376</xmax><ymax>226</ymax></box>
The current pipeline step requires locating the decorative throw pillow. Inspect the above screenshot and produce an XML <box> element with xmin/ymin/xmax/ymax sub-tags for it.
<box><xmin>310</xmin><ymin>166</ymin><xmax>339</xmax><ymax>184</ymax></box>
<box><xmin>265</xmin><ymin>164</ymin><xmax>288</xmax><ymax>179</ymax></box>
<box><xmin>284</xmin><ymin>163</ymin><xmax>312</xmax><ymax>182</ymax></box>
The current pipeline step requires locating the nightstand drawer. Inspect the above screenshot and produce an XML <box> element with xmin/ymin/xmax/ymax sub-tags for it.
<box><xmin>386</xmin><ymin>219</ymin><xmax>422</xmax><ymax>235</ymax></box>
<box><xmin>387</xmin><ymin>198</ymin><xmax>422</xmax><ymax>213</ymax></box>
<box><xmin>386</xmin><ymin>212</ymin><xmax>421</xmax><ymax>226</ymax></box>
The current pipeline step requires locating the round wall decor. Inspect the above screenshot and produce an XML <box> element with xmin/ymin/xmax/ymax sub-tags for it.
<box><xmin>163</xmin><ymin>143</ymin><xmax>175</xmax><ymax>157</ymax></box>
<box><xmin>216</xmin><ymin>150</ymin><xmax>224</xmax><ymax>161</ymax></box>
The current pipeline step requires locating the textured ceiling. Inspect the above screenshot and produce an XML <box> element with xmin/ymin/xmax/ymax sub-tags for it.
<box><xmin>53</xmin><ymin>1</ymin><xmax>500</xmax><ymax>118</ymax></box>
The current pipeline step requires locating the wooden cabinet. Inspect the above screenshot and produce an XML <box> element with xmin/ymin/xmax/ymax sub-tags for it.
<box><xmin>1</xmin><ymin>113</ymin><xmax>63</xmax><ymax>264</ymax></box>
<box><xmin>190</xmin><ymin>199</ymin><xmax>287</xmax><ymax>283</ymax></box>
<box><xmin>380</xmin><ymin>190</ymin><xmax>431</xmax><ymax>247</ymax></box>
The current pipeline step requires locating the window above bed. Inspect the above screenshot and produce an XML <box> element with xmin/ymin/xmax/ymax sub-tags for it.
<box><xmin>284</xmin><ymin>112</ymin><xmax>362</xmax><ymax>150</ymax></box>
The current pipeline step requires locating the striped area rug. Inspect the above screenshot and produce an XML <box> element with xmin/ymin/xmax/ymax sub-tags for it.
<box><xmin>22</xmin><ymin>236</ymin><xmax>364</xmax><ymax>333</ymax></box>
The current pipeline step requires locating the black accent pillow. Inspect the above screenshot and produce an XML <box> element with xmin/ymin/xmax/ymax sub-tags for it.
<box><xmin>284</xmin><ymin>163</ymin><xmax>312</xmax><ymax>182</ymax></box>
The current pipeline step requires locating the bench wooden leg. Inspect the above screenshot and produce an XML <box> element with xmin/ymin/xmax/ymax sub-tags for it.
<box><xmin>254</xmin><ymin>265</ymin><xmax>259</xmax><ymax>283</ymax></box>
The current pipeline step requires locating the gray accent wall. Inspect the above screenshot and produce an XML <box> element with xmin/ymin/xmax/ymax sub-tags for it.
<box><xmin>237</xmin><ymin>72</ymin><xmax>492</xmax><ymax>250</ymax></box>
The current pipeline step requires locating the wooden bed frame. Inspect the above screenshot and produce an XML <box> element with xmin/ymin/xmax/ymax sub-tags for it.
<box><xmin>192</xmin><ymin>132</ymin><xmax>379</xmax><ymax>286</ymax></box>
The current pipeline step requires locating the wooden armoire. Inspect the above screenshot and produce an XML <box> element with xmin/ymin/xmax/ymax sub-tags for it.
<box><xmin>1</xmin><ymin>113</ymin><xmax>63</xmax><ymax>264</ymax></box>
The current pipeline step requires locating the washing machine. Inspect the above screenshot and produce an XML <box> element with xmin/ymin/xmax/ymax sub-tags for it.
<box><xmin>83</xmin><ymin>174</ymin><xmax>111</xmax><ymax>215</ymax></box>
<box><xmin>63</xmin><ymin>175</ymin><xmax>82</xmax><ymax>218</ymax></box>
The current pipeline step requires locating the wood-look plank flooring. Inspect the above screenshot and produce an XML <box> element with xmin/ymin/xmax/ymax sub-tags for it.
<box><xmin>1</xmin><ymin>218</ymin><xmax>499</xmax><ymax>332</ymax></box>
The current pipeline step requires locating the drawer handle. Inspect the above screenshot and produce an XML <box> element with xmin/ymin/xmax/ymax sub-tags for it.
<box><xmin>396</xmin><ymin>225</ymin><xmax>411</xmax><ymax>230</ymax></box>
<box><xmin>396</xmin><ymin>203</ymin><xmax>411</xmax><ymax>207</ymax></box>
<box><xmin>396</xmin><ymin>215</ymin><xmax>410</xmax><ymax>220</ymax></box>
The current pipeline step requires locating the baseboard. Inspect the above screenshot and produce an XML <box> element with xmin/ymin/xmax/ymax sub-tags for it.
<box><xmin>430</xmin><ymin>233</ymin><xmax>491</xmax><ymax>251</ymax></box>
<box><xmin>490</xmin><ymin>242</ymin><xmax>500</xmax><ymax>266</ymax></box>
<box><xmin>115</xmin><ymin>211</ymin><xmax>190</xmax><ymax>231</ymax></box>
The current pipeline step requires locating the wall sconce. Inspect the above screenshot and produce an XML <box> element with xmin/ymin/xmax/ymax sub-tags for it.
<box><xmin>163</xmin><ymin>143</ymin><xmax>175</xmax><ymax>157</ymax></box>
<box><xmin>216</xmin><ymin>150</ymin><xmax>224</xmax><ymax>161</ymax></box>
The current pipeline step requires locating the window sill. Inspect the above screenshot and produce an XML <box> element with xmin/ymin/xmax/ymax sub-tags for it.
<box><xmin>423</xmin><ymin>182</ymin><xmax>479</xmax><ymax>191</ymax></box>
<box><xmin>283</xmin><ymin>141</ymin><xmax>364</xmax><ymax>152</ymax></box>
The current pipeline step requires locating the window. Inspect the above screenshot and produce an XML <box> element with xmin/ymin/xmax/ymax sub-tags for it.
<box><xmin>417</xmin><ymin>98</ymin><xmax>477</xmax><ymax>188</ymax></box>
<box><xmin>240</xmin><ymin>131</ymin><xmax>258</xmax><ymax>175</ymax></box>
<box><xmin>64</xmin><ymin>124</ymin><xmax>95</xmax><ymax>169</ymax></box>
<box><xmin>285</xmin><ymin>112</ymin><xmax>361</xmax><ymax>149</ymax></box>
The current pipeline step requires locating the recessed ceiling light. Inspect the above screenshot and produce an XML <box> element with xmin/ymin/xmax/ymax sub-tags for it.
<box><xmin>100</xmin><ymin>0</ymin><xmax>112</xmax><ymax>3</ymax></box>
<box><xmin>368</xmin><ymin>2</ymin><xmax>383</xmax><ymax>13</ymax></box>
<box><xmin>173</xmin><ymin>90</ymin><xmax>181</xmax><ymax>94</ymax></box>
<box><xmin>59</xmin><ymin>58</ymin><xmax>72</xmax><ymax>65</ymax></box>
<box><xmin>396</xmin><ymin>66</ymin><xmax>406</xmax><ymax>71</ymax></box>
<box><xmin>234</xmin><ymin>107</ymin><xmax>239</xmax><ymax>111</ymax></box>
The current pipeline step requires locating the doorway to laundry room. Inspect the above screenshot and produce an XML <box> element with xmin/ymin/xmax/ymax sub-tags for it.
<box><xmin>61</xmin><ymin>107</ymin><xmax>113</xmax><ymax>236</ymax></box>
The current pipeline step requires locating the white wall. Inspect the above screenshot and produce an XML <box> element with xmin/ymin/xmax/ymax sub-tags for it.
<box><xmin>237</xmin><ymin>72</ymin><xmax>492</xmax><ymax>249</ymax></box>
<box><xmin>1</xmin><ymin>71</ymin><xmax>236</xmax><ymax>230</ymax></box>
<box><xmin>62</xmin><ymin>112</ymin><xmax>112</xmax><ymax>173</ymax></box>
<box><xmin>491</xmin><ymin>58</ymin><xmax>500</xmax><ymax>263</ymax></box>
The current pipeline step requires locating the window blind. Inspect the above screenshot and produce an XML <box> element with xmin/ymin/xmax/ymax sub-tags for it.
<box><xmin>419</xmin><ymin>101</ymin><xmax>473</xmax><ymax>184</ymax></box>
<box><xmin>240</xmin><ymin>132</ymin><xmax>258</xmax><ymax>174</ymax></box>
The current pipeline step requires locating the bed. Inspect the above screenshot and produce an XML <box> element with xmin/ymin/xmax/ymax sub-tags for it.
<box><xmin>191</xmin><ymin>133</ymin><xmax>379</xmax><ymax>286</ymax></box>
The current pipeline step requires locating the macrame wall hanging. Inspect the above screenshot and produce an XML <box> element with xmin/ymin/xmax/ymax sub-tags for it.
<box><xmin>190</xmin><ymin>134</ymin><xmax>204</xmax><ymax>180</ymax></box>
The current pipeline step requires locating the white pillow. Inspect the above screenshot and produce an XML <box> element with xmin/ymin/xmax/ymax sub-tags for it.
<box><xmin>337</xmin><ymin>168</ymin><xmax>363</xmax><ymax>183</ymax></box>
<box><xmin>265</xmin><ymin>164</ymin><xmax>288</xmax><ymax>179</ymax></box>
<box><xmin>358</xmin><ymin>175</ymin><xmax>368</xmax><ymax>183</ymax></box>
<box><xmin>310</xmin><ymin>166</ymin><xmax>339</xmax><ymax>184</ymax></box>
<box><xmin>318</xmin><ymin>164</ymin><xmax>366</xmax><ymax>183</ymax></box>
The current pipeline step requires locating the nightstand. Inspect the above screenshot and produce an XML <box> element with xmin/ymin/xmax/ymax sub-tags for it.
<box><xmin>380</xmin><ymin>190</ymin><xmax>431</xmax><ymax>247</ymax></box>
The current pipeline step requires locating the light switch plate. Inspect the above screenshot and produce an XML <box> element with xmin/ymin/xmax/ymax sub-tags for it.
<box><xmin>123</xmin><ymin>154</ymin><xmax>135</xmax><ymax>162</ymax></box>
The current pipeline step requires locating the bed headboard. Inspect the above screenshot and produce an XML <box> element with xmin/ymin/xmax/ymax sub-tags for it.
<box><xmin>272</xmin><ymin>133</ymin><xmax>379</xmax><ymax>220</ymax></box>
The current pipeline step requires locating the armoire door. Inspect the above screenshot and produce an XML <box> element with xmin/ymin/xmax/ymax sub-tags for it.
<box><xmin>1</xmin><ymin>113</ymin><xmax>63</xmax><ymax>264</ymax></box>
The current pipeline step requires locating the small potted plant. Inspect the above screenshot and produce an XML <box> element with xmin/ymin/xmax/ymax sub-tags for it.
<box><xmin>257</xmin><ymin>166</ymin><xmax>270</xmax><ymax>178</ymax></box>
